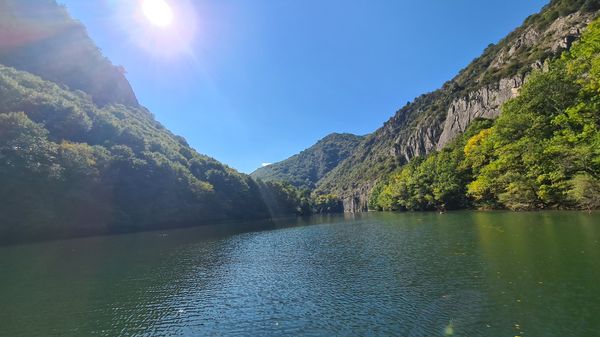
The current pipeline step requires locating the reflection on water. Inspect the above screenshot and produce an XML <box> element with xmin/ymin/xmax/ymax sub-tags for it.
<box><xmin>0</xmin><ymin>211</ymin><xmax>598</xmax><ymax>336</ymax></box>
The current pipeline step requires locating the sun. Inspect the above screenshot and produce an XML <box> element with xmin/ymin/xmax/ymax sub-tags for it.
<box><xmin>142</xmin><ymin>0</ymin><xmax>173</xmax><ymax>27</ymax></box>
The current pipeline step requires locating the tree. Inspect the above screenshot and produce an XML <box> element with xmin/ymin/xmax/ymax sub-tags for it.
<box><xmin>569</xmin><ymin>174</ymin><xmax>600</xmax><ymax>211</ymax></box>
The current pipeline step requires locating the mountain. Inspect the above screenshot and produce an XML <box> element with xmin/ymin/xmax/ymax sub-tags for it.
<box><xmin>315</xmin><ymin>0</ymin><xmax>600</xmax><ymax>211</ymax></box>
<box><xmin>0</xmin><ymin>0</ymin><xmax>304</xmax><ymax>243</ymax></box>
<box><xmin>250</xmin><ymin>133</ymin><xmax>364</xmax><ymax>190</ymax></box>
<box><xmin>371</xmin><ymin>18</ymin><xmax>600</xmax><ymax>211</ymax></box>
<box><xmin>0</xmin><ymin>0</ymin><xmax>138</xmax><ymax>106</ymax></box>
<box><xmin>2</xmin><ymin>0</ymin><xmax>598</xmax><ymax>244</ymax></box>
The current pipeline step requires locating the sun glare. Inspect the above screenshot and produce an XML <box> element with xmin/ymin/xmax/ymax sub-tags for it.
<box><xmin>128</xmin><ymin>0</ymin><xmax>198</xmax><ymax>57</ymax></box>
<box><xmin>142</xmin><ymin>0</ymin><xmax>173</xmax><ymax>27</ymax></box>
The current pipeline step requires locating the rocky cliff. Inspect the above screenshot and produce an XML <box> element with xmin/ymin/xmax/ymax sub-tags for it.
<box><xmin>438</xmin><ymin>11</ymin><xmax>593</xmax><ymax>149</ymax></box>
<box><xmin>436</xmin><ymin>75</ymin><xmax>525</xmax><ymax>149</ymax></box>
<box><xmin>316</xmin><ymin>1</ymin><xmax>599</xmax><ymax>212</ymax></box>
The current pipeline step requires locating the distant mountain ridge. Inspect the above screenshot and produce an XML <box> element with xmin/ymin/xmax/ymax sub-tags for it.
<box><xmin>251</xmin><ymin>133</ymin><xmax>364</xmax><ymax>190</ymax></box>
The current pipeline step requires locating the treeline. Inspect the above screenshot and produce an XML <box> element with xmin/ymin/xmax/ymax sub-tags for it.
<box><xmin>371</xmin><ymin>18</ymin><xmax>600</xmax><ymax>212</ymax></box>
<box><xmin>0</xmin><ymin>0</ymin><xmax>330</xmax><ymax>244</ymax></box>
<box><xmin>0</xmin><ymin>65</ymin><xmax>328</xmax><ymax>243</ymax></box>
<box><xmin>0</xmin><ymin>0</ymin><xmax>138</xmax><ymax>106</ymax></box>
<box><xmin>256</xmin><ymin>180</ymin><xmax>344</xmax><ymax>215</ymax></box>
<box><xmin>251</xmin><ymin>133</ymin><xmax>364</xmax><ymax>191</ymax></box>
<box><xmin>316</xmin><ymin>0</ymin><xmax>600</xmax><ymax>203</ymax></box>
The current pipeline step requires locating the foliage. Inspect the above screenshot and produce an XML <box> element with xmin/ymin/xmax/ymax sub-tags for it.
<box><xmin>312</xmin><ymin>194</ymin><xmax>344</xmax><ymax>214</ymax></box>
<box><xmin>0</xmin><ymin>0</ymin><xmax>342</xmax><ymax>243</ymax></box>
<box><xmin>466</xmin><ymin>18</ymin><xmax>600</xmax><ymax>210</ymax></box>
<box><xmin>316</xmin><ymin>89</ymin><xmax>453</xmax><ymax>199</ymax></box>
<box><xmin>371</xmin><ymin>17</ymin><xmax>600</xmax><ymax>212</ymax></box>
<box><xmin>316</xmin><ymin>0</ymin><xmax>600</xmax><ymax>203</ymax></box>
<box><xmin>0</xmin><ymin>63</ymin><xmax>318</xmax><ymax>243</ymax></box>
<box><xmin>253</xmin><ymin>180</ymin><xmax>344</xmax><ymax>215</ymax></box>
<box><xmin>525</xmin><ymin>0</ymin><xmax>600</xmax><ymax>29</ymax></box>
<box><xmin>255</xmin><ymin>180</ymin><xmax>313</xmax><ymax>216</ymax></box>
<box><xmin>251</xmin><ymin>133</ymin><xmax>364</xmax><ymax>190</ymax></box>
<box><xmin>0</xmin><ymin>0</ymin><xmax>137</xmax><ymax>106</ymax></box>
<box><xmin>370</xmin><ymin>119</ymin><xmax>493</xmax><ymax>211</ymax></box>
<box><xmin>569</xmin><ymin>174</ymin><xmax>600</xmax><ymax>210</ymax></box>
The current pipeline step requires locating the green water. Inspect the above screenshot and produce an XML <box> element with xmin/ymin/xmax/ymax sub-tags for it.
<box><xmin>0</xmin><ymin>211</ymin><xmax>599</xmax><ymax>336</ymax></box>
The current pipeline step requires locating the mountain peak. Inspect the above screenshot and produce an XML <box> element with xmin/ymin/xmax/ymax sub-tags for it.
<box><xmin>251</xmin><ymin>133</ymin><xmax>364</xmax><ymax>190</ymax></box>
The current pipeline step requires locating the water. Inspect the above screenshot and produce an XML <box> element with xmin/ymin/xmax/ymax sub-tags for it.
<box><xmin>1</xmin><ymin>211</ymin><xmax>599</xmax><ymax>337</ymax></box>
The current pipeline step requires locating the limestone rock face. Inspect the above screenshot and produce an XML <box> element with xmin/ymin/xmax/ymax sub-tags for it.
<box><xmin>289</xmin><ymin>6</ymin><xmax>600</xmax><ymax>213</ymax></box>
<box><xmin>437</xmin><ymin>11</ymin><xmax>593</xmax><ymax>150</ymax></box>
<box><xmin>396</xmin><ymin>118</ymin><xmax>441</xmax><ymax>162</ymax></box>
<box><xmin>342</xmin><ymin>185</ymin><xmax>372</xmax><ymax>213</ymax></box>
<box><xmin>396</xmin><ymin>12</ymin><xmax>593</xmax><ymax>161</ymax></box>
<box><xmin>328</xmin><ymin>9</ymin><xmax>597</xmax><ymax>213</ymax></box>
<box><xmin>549</xmin><ymin>12</ymin><xmax>591</xmax><ymax>52</ymax></box>
<box><xmin>436</xmin><ymin>76</ymin><xmax>524</xmax><ymax>149</ymax></box>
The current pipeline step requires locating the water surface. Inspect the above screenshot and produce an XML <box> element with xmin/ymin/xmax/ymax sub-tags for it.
<box><xmin>1</xmin><ymin>211</ymin><xmax>599</xmax><ymax>336</ymax></box>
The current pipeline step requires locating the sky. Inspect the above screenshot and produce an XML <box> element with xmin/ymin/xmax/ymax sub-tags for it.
<box><xmin>60</xmin><ymin>0</ymin><xmax>548</xmax><ymax>173</ymax></box>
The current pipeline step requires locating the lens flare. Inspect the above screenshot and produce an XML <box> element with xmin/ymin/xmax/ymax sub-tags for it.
<box><xmin>142</xmin><ymin>0</ymin><xmax>173</xmax><ymax>27</ymax></box>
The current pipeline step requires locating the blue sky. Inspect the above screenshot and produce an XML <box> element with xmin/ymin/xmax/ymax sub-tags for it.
<box><xmin>60</xmin><ymin>0</ymin><xmax>548</xmax><ymax>173</ymax></box>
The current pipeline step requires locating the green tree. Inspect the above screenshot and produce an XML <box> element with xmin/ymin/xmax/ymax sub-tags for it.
<box><xmin>569</xmin><ymin>174</ymin><xmax>600</xmax><ymax>211</ymax></box>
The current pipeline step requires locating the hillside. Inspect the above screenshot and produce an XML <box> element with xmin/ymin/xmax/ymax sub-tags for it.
<box><xmin>315</xmin><ymin>0</ymin><xmax>600</xmax><ymax>211</ymax></box>
<box><xmin>371</xmin><ymin>17</ymin><xmax>600</xmax><ymax>211</ymax></box>
<box><xmin>0</xmin><ymin>0</ymin><xmax>305</xmax><ymax>243</ymax></box>
<box><xmin>250</xmin><ymin>133</ymin><xmax>364</xmax><ymax>190</ymax></box>
<box><xmin>2</xmin><ymin>0</ymin><xmax>598</xmax><ymax>244</ymax></box>
<box><xmin>0</xmin><ymin>0</ymin><xmax>138</xmax><ymax>106</ymax></box>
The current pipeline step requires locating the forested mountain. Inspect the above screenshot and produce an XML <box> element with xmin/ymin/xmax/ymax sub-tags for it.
<box><xmin>0</xmin><ymin>0</ymin><xmax>137</xmax><ymax>106</ymax></box>
<box><xmin>314</xmin><ymin>0</ymin><xmax>600</xmax><ymax>211</ymax></box>
<box><xmin>250</xmin><ymin>133</ymin><xmax>364</xmax><ymax>190</ymax></box>
<box><xmin>0</xmin><ymin>0</ymin><xmax>307</xmax><ymax>243</ymax></box>
<box><xmin>1</xmin><ymin>0</ymin><xmax>598</xmax><ymax>245</ymax></box>
<box><xmin>371</xmin><ymin>17</ymin><xmax>600</xmax><ymax>211</ymax></box>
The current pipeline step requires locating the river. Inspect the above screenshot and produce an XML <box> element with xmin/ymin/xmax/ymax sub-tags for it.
<box><xmin>0</xmin><ymin>211</ymin><xmax>598</xmax><ymax>336</ymax></box>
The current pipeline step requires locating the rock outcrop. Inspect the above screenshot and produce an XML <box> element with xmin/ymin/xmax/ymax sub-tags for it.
<box><xmin>342</xmin><ymin>188</ymin><xmax>371</xmax><ymax>213</ymax></box>
<box><xmin>315</xmin><ymin>3</ymin><xmax>599</xmax><ymax>212</ymax></box>
<box><xmin>436</xmin><ymin>11</ymin><xmax>593</xmax><ymax>149</ymax></box>
<box><xmin>437</xmin><ymin>76</ymin><xmax>524</xmax><ymax>149</ymax></box>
